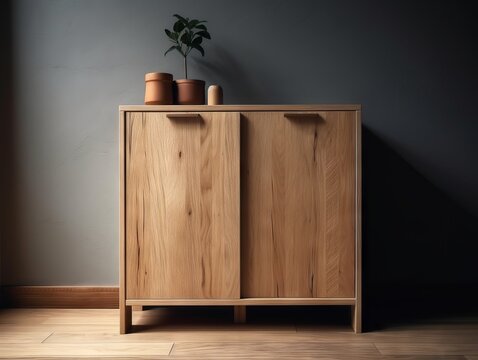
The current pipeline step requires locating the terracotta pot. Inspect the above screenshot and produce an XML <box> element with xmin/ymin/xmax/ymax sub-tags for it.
<box><xmin>174</xmin><ymin>79</ymin><xmax>205</xmax><ymax>105</ymax></box>
<box><xmin>144</xmin><ymin>72</ymin><xmax>173</xmax><ymax>105</ymax></box>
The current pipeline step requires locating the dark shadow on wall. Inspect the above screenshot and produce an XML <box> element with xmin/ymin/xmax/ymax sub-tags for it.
<box><xmin>362</xmin><ymin>126</ymin><xmax>478</xmax><ymax>330</ymax></box>
<box><xmin>193</xmin><ymin>44</ymin><xmax>289</xmax><ymax>104</ymax></box>
<box><xmin>0</xmin><ymin>0</ymin><xmax>19</xmax><ymax>303</ymax></box>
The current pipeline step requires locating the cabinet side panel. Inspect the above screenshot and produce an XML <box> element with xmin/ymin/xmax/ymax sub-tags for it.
<box><xmin>126</xmin><ymin>112</ymin><xmax>239</xmax><ymax>299</ymax></box>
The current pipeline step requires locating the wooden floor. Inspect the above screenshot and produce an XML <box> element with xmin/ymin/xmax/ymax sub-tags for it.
<box><xmin>0</xmin><ymin>307</ymin><xmax>477</xmax><ymax>359</ymax></box>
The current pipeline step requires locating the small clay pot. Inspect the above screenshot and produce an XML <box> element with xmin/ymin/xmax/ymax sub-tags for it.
<box><xmin>174</xmin><ymin>79</ymin><xmax>205</xmax><ymax>105</ymax></box>
<box><xmin>144</xmin><ymin>72</ymin><xmax>173</xmax><ymax>105</ymax></box>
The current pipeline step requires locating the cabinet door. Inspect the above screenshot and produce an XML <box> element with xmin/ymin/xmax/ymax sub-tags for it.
<box><xmin>241</xmin><ymin>111</ymin><xmax>356</xmax><ymax>298</ymax></box>
<box><xmin>126</xmin><ymin>112</ymin><xmax>240</xmax><ymax>299</ymax></box>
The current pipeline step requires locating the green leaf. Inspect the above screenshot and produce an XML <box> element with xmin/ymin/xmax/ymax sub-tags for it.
<box><xmin>192</xmin><ymin>36</ymin><xmax>202</xmax><ymax>45</ymax></box>
<box><xmin>179</xmin><ymin>32</ymin><xmax>188</xmax><ymax>45</ymax></box>
<box><xmin>192</xmin><ymin>44</ymin><xmax>205</xmax><ymax>56</ymax></box>
<box><xmin>196</xmin><ymin>31</ymin><xmax>211</xmax><ymax>40</ymax></box>
<box><xmin>173</xmin><ymin>14</ymin><xmax>187</xmax><ymax>23</ymax></box>
<box><xmin>164</xmin><ymin>45</ymin><xmax>179</xmax><ymax>56</ymax></box>
<box><xmin>165</xmin><ymin>29</ymin><xmax>178</xmax><ymax>41</ymax></box>
<box><xmin>193</xmin><ymin>21</ymin><xmax>207</xmax><ymax>30</ymax></box>
<box><xmin>173</xmin><ymin>20</ymin><xmax>185</xmax><ymax>33</ymax></box>
<box><xmin>188</xmin><ymin>19</ymin><xmax>199</xmax><ymax>28</ymax></box>
<box><xmin>169</xmin><ymin>15</ymin><xmax>210</xmax><ymax>48</ymax></box>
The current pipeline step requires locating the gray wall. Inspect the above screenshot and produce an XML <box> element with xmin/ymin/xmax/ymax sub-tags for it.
<box><xmin>2</xmin><ymin>0</ymin><xmax>477</xmax><ymax>300</ymax></box>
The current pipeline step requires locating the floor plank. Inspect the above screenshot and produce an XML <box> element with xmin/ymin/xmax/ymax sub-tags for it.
<box><xmin>0</xmin><ymin>331</ymin><xmax>52</xmax><ymax>344</ymax></box>
<box><xmin>0</xmin><ymin>357</ymin><xmax>468</xmax><ymax>360</ymax></box>
<box><xmin>0</xmin><ymin>309</ymin><xmax>118</xmax><ymax>325</ymax></box>
<box><xmin>0</xmin><ymin>323</ymin><xmax>118</xmax><ymax>332</ymax></box>
<box><xmin>0</xmin><ymin>308</ymin><xmax>476</xmax><ymax>359</ymax></box>
<box><xmin>376</xmin><ymin>343</ymin><xmax>478</xmax><ymax>356</ymax></box>
<box><xmin>44</xmin><ymin>327</ymin><xmax>299</xmax><ymax>343</ymax></box>
<box><xmin>170</xmin><ymin>341</ymin><xmax>380</xmax><ymax>358</ymax></box>
<box><xmin>0</xmin><ymin>309</ymin><xmax>52</xmax><ymax>325</ymax></box>
<box><xmin>380</xmin><ymin>357</ymin><xmax>466</xmax><ymax>360</ymax></box>
<box><xmin>0</xmin><ymin>343</ymin><xmax>173</xmax><ymax>358</ymax></box>
<box><xmin>297</xmin><ymin>326</ymin><xmax>478</xmax><ymax>344</ymax></box>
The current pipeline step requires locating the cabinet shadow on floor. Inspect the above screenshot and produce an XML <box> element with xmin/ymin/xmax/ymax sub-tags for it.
<box><xmin>129</xmin><ymin>305</ymin><xmax>352</xmax><ymax>333</ymax></box>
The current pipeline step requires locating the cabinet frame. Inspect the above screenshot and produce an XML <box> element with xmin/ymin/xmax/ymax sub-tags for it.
<box><xmin>119</xmin><ymin>105</ymin><xmax>362</xmax><ymax>334</ymax></box>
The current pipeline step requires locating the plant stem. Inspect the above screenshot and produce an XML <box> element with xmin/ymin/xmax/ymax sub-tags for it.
<box><xmin>184</xmin><ymin>56</ymin><xmax>188</xmax><ymax>79</ymax></box>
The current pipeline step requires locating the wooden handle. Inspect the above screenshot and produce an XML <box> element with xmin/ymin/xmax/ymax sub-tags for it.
<box><xmin>166</xmin><ymin>113</ymin><xmax>201</xmax><ymax>119</ymax></box>
<box><xmin>284</xmin><ymin>113</ymin><xmax>320</xmax><ymax>118</ymax></box>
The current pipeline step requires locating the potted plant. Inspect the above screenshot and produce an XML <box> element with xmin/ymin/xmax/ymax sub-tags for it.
<box><xmin>165</xmin><ymin>14</ymin><xmax>211</xmax><ymax>105</ymax></box>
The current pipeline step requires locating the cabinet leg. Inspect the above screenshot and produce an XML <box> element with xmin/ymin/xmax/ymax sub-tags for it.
<box><xmin>120</xmin><ymin>305</ymin><xmax>132</xmax><ymax>334</ymax></box>
<box><xmin>352</xmin><ymin>304</ymin><xmax>362</xmax><ymax>333</ymax></box>
<box><xmin>234</xmin><ymin>306</ymin><xmax>246</xmax><ymax>323</ymax></box>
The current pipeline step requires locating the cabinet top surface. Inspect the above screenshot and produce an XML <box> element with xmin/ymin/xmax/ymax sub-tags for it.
<box><xmin>120</xmin><ymin>104</ymin><xmax>361</xmax><ymax>112</ymax></box>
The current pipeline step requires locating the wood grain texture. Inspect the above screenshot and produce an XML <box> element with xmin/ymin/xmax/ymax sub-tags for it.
<box><xmin>0</xmin><ymin>331</ymin><xmax>52</xmax><ymax>344</ymax></box>
<box><xmin>125</xmin><ymin>112</ymin><xmax>240</xmax><ymax>299</ymax></box>
<box><xmin>120</xmin><ymin>305</ymin><xmax>131</xmax><ymax>335</ymax></box>
<box><xmin>375</xmin><ymin>343</ymin><xmax>478</xmax><ymax>356</ymax></box>
<box><xmin>165</xmin><ymin>113</ymin><xmax>201</xmax><ymax>118</ymax></box>
<box><xmin>119</xmin><ymin>109</ymin><xmax>131</xmax><ymax>334</ymax></box>
<box><xmin>0</xmin><ymin>308</ymin><xmax>476</xmax><ymax>358</ymax></box>
<box><xmin>241</xmin><ymin>111</ymin><xmax>356</xmax><ymax>298</ymax></box>
<box><xmin>1</xmin><ymin>286</ymin><xmax>118</xmax><ymax>309</ymax></box>
<box><xmin>120</xmin><ymin>104</ymin><xmax>362</xmax><ymax>112</ymax></box>
<box><xmin>234</xmin><ymin>306</ymin><xmax>246</xmax><ymax>323</ymax></box>
<box><xmin>170</xmin><ymin>341</ymin><xmax>380</xmax><ymax>358</ymax></box>
<box><xmin>42</xmin><ymin>325</ymin><xmax>478</xmax><ymax>345</ymax></box>
<box><xmin>126</xmin><ymin>298</ymin><xmax>355</xmax><ymax>306</ymax></box>
<box><xmin>119</xmin><ymin>106</ymin><xmax>360</xmax><ymax>332</ymax></box>
<box><xmin>0</xmin><ymin>343</ymin><xmax>173</xmax><ymax>358</ymax></box>
<box><xmin>44</xmin><ymin>328</ymin><xmax>298</xmax><ymax>344</ymax></box>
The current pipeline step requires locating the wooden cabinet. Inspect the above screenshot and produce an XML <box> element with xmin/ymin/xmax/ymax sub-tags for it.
<box><xmin>119</xmin><ymin>105</ymin><xmax>361</xmax><ymax>334</ymax></box>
